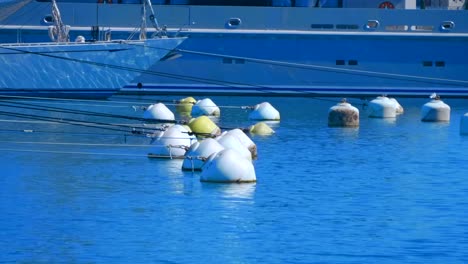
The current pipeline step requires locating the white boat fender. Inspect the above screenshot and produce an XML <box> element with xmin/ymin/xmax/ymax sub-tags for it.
<box><xmin>460</xmin><ymin>113</ymin><xmax>468</xmax><ymax>135</ymax></box>
<box><xmin>226</xmin><ymin>128</ymin><xmax>257</xmax><ymax>159</ymax></box>
<box><xmin>182</xmin><ymin>138</ymin><xmax>225</xmax><ymax>171</ymax></box>
<box><xmin>188</xmin><ymin>116</ymin><xmax>221</xmax><ymax>138</ymax></box>
<box><xmin>148</xmin><ymin>124</ymin><xmax>197</xmax><ymax>158</ymax></box>
<box><xmin>143</xmin><ymin>103</ymin><xmax>175</xmax><ymax>121</ymax></box>
<box><xmin>216</xmin><ymin>132</ymin><xmax>252</xmax><ymax>161</ymax></box>
<box><xmin>421</xmin><ymin>95</ymin><xmax>450</xmax><ymax>122</ymax></box>
<box><xmin>248</xmin><ymin>102</ymin><xmax>280</xmax><ymax>120</ymax></box>
<box><xmin>75</xmin><ymin>35</ymin><xmax>85</xmax><ymax>43</ymax></box>
<box><xmin>328</xmin><ymin>99</ymin><xmax>359</xmax><ymax>127</ymax></box>
<box><xmin>247</xmin><ymin>122</ymin><xmax>275</xmax><ymax>135</ymax></box>
<box><xmin>191</xmin><ymin>98</ymin><xmax>220</xmax><ymax>117</ymax></box>
<box><xmin>200</xmin><ymin>149</ymin><xmax>256</xmax><ymax>183</ymax></box>
<box><xmin>368</xmin><ymin>96</ymin><xmax>398</xmax><ymax>118</ymax></box>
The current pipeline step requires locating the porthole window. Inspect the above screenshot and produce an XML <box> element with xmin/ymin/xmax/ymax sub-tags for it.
<box><xmin>223</xmin><ymin>58</ymin><xmax>233</xmax><ymax>64</ymax></box>
<box><xmin>366</xmin><ymin>20</ymin><xmax>380</xmax><ymax>30</ymax></box>
<box><xmin>43</xmin><ymin>15</ymin><xmax>54</xmax><ymax>24</ymax></box>
<box><xmin>423</xmin><ymin>61</ymin><xmax>433</xmax><ymax>67</ymax></box>
<box><xmin>440</xmin><ymin>21</ymin><xmax>455</xmax><ymax>31</ymax></box>
<box><xmin>336</xmin><ymin>60</ymin><xmax>345</xmax><ymax>65</ymax></box>
<box><xmin>226</xmin><ymin>18</ymin><xmax>242</xmax><ymax>28</ymax></box>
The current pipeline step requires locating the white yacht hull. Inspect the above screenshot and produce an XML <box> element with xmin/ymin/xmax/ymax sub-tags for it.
<box><xmin>0</xmin><ymin>38</ymin><xmax>185</xmax><ymax>98</ymax></box>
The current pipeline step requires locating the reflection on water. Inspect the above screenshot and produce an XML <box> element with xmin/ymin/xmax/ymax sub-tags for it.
<box><xmin>1</xmin><ymin>96</ymin><xmax>467</xmax><ymax>263</ymax></box>
<box><xmin>202</xmin><ymin>182</ymin><xmax>256</xmax><ymax>199</ymax></box>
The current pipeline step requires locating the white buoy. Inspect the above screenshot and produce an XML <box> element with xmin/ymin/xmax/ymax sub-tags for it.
<box><xmin>248</xmin><ymin>102</ymin><xmax>280</xmax><ymax>121</ymax></box>
<box><xmin>227</xmin><ymin>128</ymin><xmax>257</xmax><ymax>159</ymax></box>
<box><xmin>368</xmin><ymin>96</ymin><xmax>398</xmax><ymax>118</ymax></box>
<box><xmin>421</xmin><ymin>95</ymin><xmax>450</xmax><ymax>122</ymax></box>
<box><xmin>148</xmin><ymin>124</ymin><xmax>197</xmax><ymax>158</ymax></box>
<box><xmin>461</xmin><ymin>113</ymin><xmax>468</xmax><ymax>135</ymax></box>
<box><xmin>182</xmin><ymin>138</ymin><xmax>225</xmax><ymax>171</ymax></box>
<box><xmin>75</xmin><ymin>35</ymin><xmax>85</xmax><ymax>43</ymax></box>
<box><xmin>143</xmin><ymin>103</ymin><xmax>175</xmax><ymax>121</ymax></box>
<box><xmin>200</xmin><ymin>149</ymin><xmax>256</xmax><ymax>183</ymax></box>
<box><xmin>216</xmin><ymin>132</ymin><xmax>252</xmax><ymax>161</ymax></box>
<box><xmin>389</xmin><ymin>98</ymin><xmax>404</xmax><ymax>114</ymax></box>
<box><xmin>191</xmin><ymin>98</ymin><xmax>220</xmax><ymax>117</ymax></box>
<box><xmin>328</xmin><ymin>99</ymin><xmax>359</xmax><ymax>127</ymax></box>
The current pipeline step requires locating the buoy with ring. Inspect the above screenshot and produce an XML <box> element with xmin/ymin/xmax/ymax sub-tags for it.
<box><xmin>379</xmin><ymin>1</ymin><xmax>394</xmax><ymax>9</ymax></box>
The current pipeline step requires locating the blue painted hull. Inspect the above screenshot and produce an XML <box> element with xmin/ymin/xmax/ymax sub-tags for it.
<box><xmin>1</xmin><ymin>2</ymin><xmax>467</xmax><ymax>97</ymax></box>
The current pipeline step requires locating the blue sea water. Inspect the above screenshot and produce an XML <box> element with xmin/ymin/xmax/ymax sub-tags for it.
<box><xmin>0</xmin><ymin>95</ymin><xmax>467</xmax><ymax>263</ymax></box>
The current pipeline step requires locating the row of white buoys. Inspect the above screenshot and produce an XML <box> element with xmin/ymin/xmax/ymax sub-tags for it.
<box><xmin>368</xmin><ymin>96</ymin><xmax>403</xmax><ymax>118</ymax></box>
<box><xmin>173</xmin><ymin>97</ymin><xmax>282</xmax><ymax>122</ymax></box>
<box><xmin>183</xmin><ymin>128</ymin><xmax>258</xmax><ymax>183</ymax></box>
<box><xmin>328</xmin><ymin>94</ymin><xmax>457</xmax><ymax>127</ymax></box>
<box><xmin>141</xmin><ymin>97</ymin><xmax>280</xmax><ymax>183</ymax></box>
<box><xmin>328</xmin><ymin>99</ymin><xmax>359</xmax><ymax>127</ymax></box>
<box><xmin>421</xmin><ymin>94</ymin><xmax>451</xmax><ymax>122</ymax></box>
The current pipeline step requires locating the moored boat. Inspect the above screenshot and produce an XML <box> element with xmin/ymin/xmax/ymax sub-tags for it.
<box><xmin>0</xmin><ymin>0</ymin><xmax>185</xmax><ymax>99</ymax></box>
<box><xmin>1</xmin><ymin>0</ymin><xmax>467</xmax><ymax>97</ymax></box>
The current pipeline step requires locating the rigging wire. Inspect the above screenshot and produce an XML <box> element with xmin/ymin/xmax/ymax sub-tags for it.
<box><xmin>0</xmin><ymin>109</ymin><xmax>160</xmax><ymax>135</ymax></box>
<box><xmin>0</xmin><ymin>148</ymin><xmax>150</xmax><ymax>157</ymax></box>
<box><xmin>0</xmin><ymin>127</ymin><xmax>149</xmax><ymax>140</ymax></box>
<box><xmin>174</xmin><ymin>48</ymin><xmax>468</xmax><ymax>87</ymax></box>
<box><xmin>0</xmin><ymin>100</ymin><xmax>182</xmax><ymax>124</ymax></box>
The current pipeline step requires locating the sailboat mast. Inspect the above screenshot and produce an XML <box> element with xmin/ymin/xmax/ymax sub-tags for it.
<box><xmin>50</xmin><ymin>0</ymin><xmax>69</xmax><ymax>42</ymax></box>
<box><xmin>140</xmin><ymin>0</ymin><xmax>161</xmax><ymax>40</ymax></box>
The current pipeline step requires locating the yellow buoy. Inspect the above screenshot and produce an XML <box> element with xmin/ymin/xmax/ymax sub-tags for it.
<box><xmin>176</xmin><ymin>96</ymin><xmax>196</xmax><ymax>114</ymax></box>
<box><xmin>188</xmin><ymin>116</ymin><xmax>221</xmax><ymax>138</ymax></box>
<box><xmin>247</xmin><ymin>122</ymin><xmax>275</xmax><ymax>135</ymax></box>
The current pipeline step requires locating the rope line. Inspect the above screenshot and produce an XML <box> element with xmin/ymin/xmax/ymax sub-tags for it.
<box><xmin>0</xmin><ymin>148</ymin><xmax>149</xmax><ymax>157</ymax></box>
<box><xmin>0</xmin><ymin>140</ymin><xmax>152</xmax><ymax>147</ymax></box>
<box><xmin>0</xmin><ymin>109</ymin><xmax>157</xmax><ymax>134</ymax></box>
<box><xmin>0</xmin><ymin>101</ymin><xmax>181</xmax><ymax>124</ymax></box>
